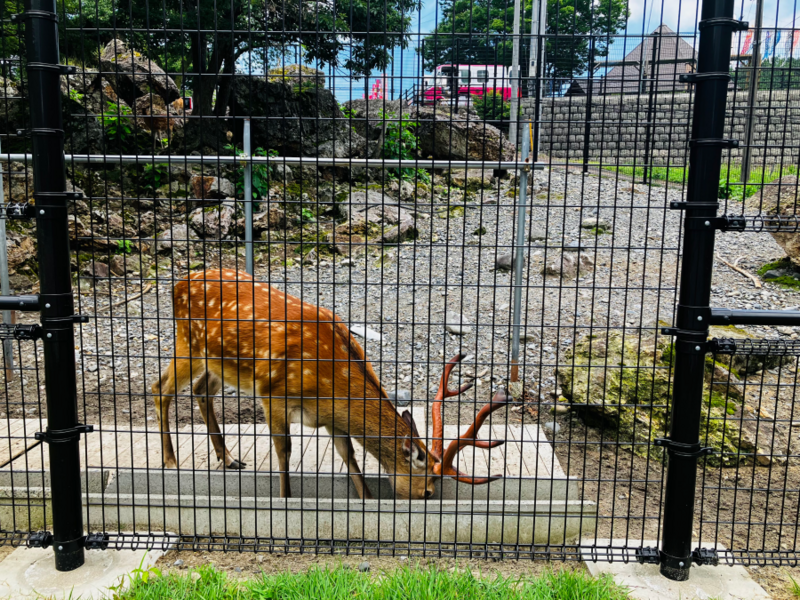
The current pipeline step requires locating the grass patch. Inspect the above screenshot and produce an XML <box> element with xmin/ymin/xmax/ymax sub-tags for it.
<box><xmin>113</xmin><ymin>565</ymin><xmax>630</xmax><ymax>600</ymax></box>
<box><xmin>789</xmin><ymin>574</ymin><xmax>800</xmax><ymax>598</ymax></box>
<box><xmin>601</xmin><ymin>163</ymin><xmax>798</xmax><ymax>201</ymax></box>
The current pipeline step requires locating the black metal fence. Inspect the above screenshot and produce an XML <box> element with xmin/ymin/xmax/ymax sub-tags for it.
<box><xmin>0</xmin><ymin>0</ymin><xmax>798</xmax><ymax>582</ymax></box>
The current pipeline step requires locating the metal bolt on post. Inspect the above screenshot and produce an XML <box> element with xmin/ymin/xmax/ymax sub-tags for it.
<box><xmin>22</xmin><ymin>0</ymin><xmax>87</xmax><ymax>571</ymax></box>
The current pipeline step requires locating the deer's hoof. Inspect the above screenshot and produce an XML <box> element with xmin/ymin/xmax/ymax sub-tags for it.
<box><xmin>225</xmin><ymin>459</ymin><xmax>246</xmax><ymax>470</ymax></box>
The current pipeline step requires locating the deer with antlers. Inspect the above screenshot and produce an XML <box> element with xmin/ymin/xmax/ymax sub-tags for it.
<box><xmin>152</xmin><ymin>269</ymin><xmax>508</xmax><ymax>499</ymax></box>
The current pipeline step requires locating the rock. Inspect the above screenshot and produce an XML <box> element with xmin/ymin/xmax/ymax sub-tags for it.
<box><xmin>495</xmin><ymin>253</ymin><xmax>515</xmax><ymax>271</ymax></box>
<box><xmin>191</xmin><ymin>176</ymin><xmax>235</xmax><ymax>201</ymax></box>
<box><xmin>267</xmin><ymin>64</ymin><xmax>326</xmax><ymax>88</ymax></box>
<box><xmin>542</xmin><ymin>252</ymin><xmax>594</xmax><ymax>279</ymax></box>
<box><xmin>302</xmin><ymin>249</ymin><xmax>317</xmax><ymax>265</ymax></box>
<box><xmin>350</xmin><ymin>325</ymin><xmax>382</xmax><ymax>342</ymax></box>
<box><xmin>528</xmin><ymin>229</ymin><xmax>547</xmax><ymax>242</ymax></box>
<box><xmin>358</xmin><ymin>561</ymin><xmax>370</xmax><ymax>573</ymax></box>
<box><xmin>230</xmin><ymin>77</ymin><xmax>365</xmax><ymax>158</ymax></box>
<box><xmin>7</xmin><ymin>236</ymin><xmax>36</xmax><ymax>273</ymax></box>
<box><xmin>581</xmin><ymin>217</ymin><xmax>612</xmax><ymax>232</ymax></box>
<box><xmin>445</xmin><ymin>311</ymin><xmax>472</xmax><ymax>335</ymax></box>
<box><xmin>449</xmin><ymin>169</ymin><xmax>493</xmax><ymax>191</ymax></box>
<box><xmin>552</xmin><ymin>402</ymin><xmax>570</xmax><ymax>415</ymax></box>
<box><xmin>100</xmin><ymin>39</ymin><xmax>180</xmax><ymax>105</ymax></box>
<box><xmin>189</xmin><ymin>204</ymin><xmax>236</xmax><ymax>239</ymax></box>
<box><xmin>388</xmin><ymin>389</ymin><xmax>412</xmax><ymax>407</ymax></box>
<box><xmin>154</xmin><ymin>224</ymin><xmax>198</xmax><ymax>255</ymax></box>
<box><xmin>382</xmin><ymin>220</ymin><xmax>417</xmax><ymax>244</ymax></box>
<box><xmin>709</xmin><ymin>325</ymin><xmax>793</xmax><ymax>375</ymax></box>
<box><xmin>109</xmin><ymin>255</ymin><xmax>126</xmax><ymax>276</ymax></box>
<box><xmin>387</xmin><ymin>179</ymin><xmax>429</xmax><ymax>202</ymax></box>
<box><xmin>173</xmin><ymin>559</ymin><xmax>184</xmax><ymax>567</ymax></box>
<box><xmin>558</xmin><ymin>331</ymin><xmax>763</xmax><ymax>466</ymax></box>
<box><xmin>541</xmin><ymin>420</ymin><xmax>561</xmax><ymax>434</ymax></box>
<box><xmin>83</xmin><ymin>262</ymin><xmax>110</xmax><ymax>279</ymax></box>
<box><xmin>251</xmin><ymin>207</ymin><xmax>287</xmax><ymax>234</ymax></box>
<box><xmin>109</xmin><ymin>254</ymin><xmax>146</xmax><ymax>276</ymax></box>
<box><xmin>326</xmin><ymin>233</ymin><xmax>366</xmax><ymax>256</ymax></box>
<box><xmin>273</xmin><ymin>163</ymin><xmax>293</xmax><ymax>182</ymax></box>
<box><xmin>745</xmin><ymin>176</ymin><xmax>800</xmax><ymax>265</ymax></box>
<box><xmin>563</xmin><ymin>240</ymin><xmax>589</xmax><ymax>252</ymax></box>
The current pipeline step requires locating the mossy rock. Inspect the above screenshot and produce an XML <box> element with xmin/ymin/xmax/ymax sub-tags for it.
<box><xmin>557</xmin><ymin>331</ymin><xmax>753</xmax><ymax>466</ymax></box>
<box><xmin>757</xmin><ymin>257</ymin><xmax>800</xmax><ymax>289</ymax></box>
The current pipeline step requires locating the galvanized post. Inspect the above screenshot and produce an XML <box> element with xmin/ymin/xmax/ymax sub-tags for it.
<box><xmin>509</xmin><ymin>123</ymin><xmax>531</xmax><ymax>388</ymax></box>
<box><xmin>243</xmin><ymin>118</ymin><xmax>254</xmax><ymax>275</ymax></box>
<box><xmin>22</xmin><ymin>0</ymin><xmax>87</xmax><ymax>571</ymax></box>
<box><xmin>0</xmin><ymin>139</ymin><xmax>15</xmax><ymax>379</ymax></box>
<box><xmin>659</xmin><ymin>0</ymin><xmax>740</xmax><ymax>581</ymax></box>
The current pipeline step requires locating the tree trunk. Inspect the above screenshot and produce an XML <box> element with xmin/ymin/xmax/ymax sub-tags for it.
<box><xmin>191</xmin><ymin>35</ymin><xmax>223</xmax><ymax>117</ymax></box>
<box><xmin>213</xmin><ymin>40</ymin><xmax>236</xmax><ymax>118</ymax></box>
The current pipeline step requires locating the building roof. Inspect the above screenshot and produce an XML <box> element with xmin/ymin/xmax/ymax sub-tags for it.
<box><xmin>597</xmin><ymin>24</ymin><xmax>696</xmax><ymax>95</ymax></box>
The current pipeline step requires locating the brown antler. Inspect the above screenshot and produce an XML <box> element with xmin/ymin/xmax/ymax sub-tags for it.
<box><xmin>431</xmin><ymin>354</ymin><xmax>509</xmax><ymax>484</ymax></box>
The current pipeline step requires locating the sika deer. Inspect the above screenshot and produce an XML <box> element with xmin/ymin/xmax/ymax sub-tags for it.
<box><xmin>152</xmin><ymin>269</ymin><xmax>508</xmax><ymax>500</ymax></box>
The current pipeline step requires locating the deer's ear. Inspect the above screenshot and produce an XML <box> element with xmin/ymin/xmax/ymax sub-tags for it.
<box><xmin>402</xmin><ymin>436</ymin><xmax>427</xmax><ymax>469</ymax></box>
<box><xmin>401</xmin><ymin>410</ymin><xmax>421</xmax><ymax>438</ymax></box>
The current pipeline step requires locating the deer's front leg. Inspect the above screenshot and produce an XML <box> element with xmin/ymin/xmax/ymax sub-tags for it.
<box><xmin>269</xmin><ymin>416</ymin><xmax>292</xmax><ymax>498</ymax></box>
<box><xmin>326</xmin><ymin>425</ymin><xmax>373</xmax><ymax>500</ymax></box>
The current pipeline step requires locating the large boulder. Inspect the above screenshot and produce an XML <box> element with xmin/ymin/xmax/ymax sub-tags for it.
<box><xmin>230</xmin><ymin>74</ymin><xmax>365</xmax><ymax>158</ymax></box>
<box><xmin>557</xmin><ymin>331</ymin><xmax>778</xmax><ymax>467</ymax></box>
<box><xmin>132</xmin><ymin>94</ymin><xmax>187</xmax><ymax>133</ymax></box>
<box><xmin>344</xmin><ymin>100</ymin><xmax>516</xmax><ymax>162</ymax></box>
<box><xmin>746</xmin><ymin>175</ymin><xmax>800</xmax><ymax>266</ymax></box>
<box><xmin>0</xmin><ymin>77</ymin><xmax>27</xmax><ymax>151</ymax></box>
<box><xmin>100</xmin><ymin>39</ymin><xmax>180</xmax><ymax>105</ymax></box>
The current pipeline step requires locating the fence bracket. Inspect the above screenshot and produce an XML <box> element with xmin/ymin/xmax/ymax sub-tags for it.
<box><xmin>692</xmin><ymin>548</ymin><xmax>720</xmax><ymax>566</ymax></box>
<box><xmin>698</xmin><ymin>17</ymin><xmax>749</xmax><ymax>30</ymax></box>
<box><xmin>25</xmin><ymin>62</ymin><xmax>76</xmax><ymax>75</ymax></box>
<box><xmin>34</xmin><ymin>424</ymin><xmax>94</xmax><ymax>445</ymax></box>
<box><xmin>27</xmin><ymin>531</ymin><xmax>53</xmax><ymax>549</ymax></box>
<box><xmin>688</xmin><ymin>139</ymin><xmax>739</xmax><ymax>149</ymax></box>
<box><xmin>686</xmin><ymin>215</ymin><xmax>747</xmax><ymax>231</ymax></box>
<box><xmin>635</xmin><ymin>547</ymin><xmax>661</xmax><ymax>565</ymax></box>
<box><xmin>84</xmin><ymin>532</ymin><xmax>110</xmax><ymax>550</ymax></box>
<box><xmin>0</xmin><ymin>323</ymin><xmax>42</xmax><ymax>340</ymax></box>
<box><xmin>669</xmin><ymin>201</ymin><xmax>719</xmax><ymax>211</ymax></box>
<box><xmin>5</xmin><ymin>202</ymin><xmax>37</xmax><ymax>220</ymax></box>
<box><xmin>654</xmin><ymin>438</ymin><xmax>714</xmax><ymax>460</ymax></box>
<box><xmin>9</xmin><ymin>10</ymin><xmax>57</xmax><ymax>23</ymax></box>
<box><xmin>679</xmin><ymin>72</ymin><xmax>732</xmax><ymax>84</ymax></box>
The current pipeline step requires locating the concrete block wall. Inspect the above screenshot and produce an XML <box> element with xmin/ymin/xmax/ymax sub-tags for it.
<box><xmin>520</xmin><ymin>89</ymin><xmax>800</xmax><ymax>166</ymax></box>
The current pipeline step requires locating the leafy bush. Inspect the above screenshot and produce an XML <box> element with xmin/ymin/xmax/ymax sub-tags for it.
<box><xmin>100</xmin><ymin>101</ymin><xmax>137</xmax><ymax>151</ymax></box>
<box><xmin>381</xmin><ymin>111</ymin><xmax>430</xmax><ymax>183</ymax></box>
<box><xmin>224</xmin><ymin>144</ymin><xmax>278</xmax><ymax>207</ymax></box>
<box><xmin>141</xmin><ymin>163</ymin><xmax>170</xmax><ymax>194</ymax></box>
<box><xmin>474</xmin><ymin>92</ymin><xmax>510</xmax><ymax>123</ymax></box>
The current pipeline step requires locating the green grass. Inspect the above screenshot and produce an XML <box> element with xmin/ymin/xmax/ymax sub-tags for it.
<box><xmin>110</xmin><ymin>565</ymin><xmax>630</xmax><ymax>600</ymax></box>
<box><xmin>789</xmin><ymin>574</ymin><xmax>800</xmax><ymax>598</ymax></box>
<box><xmin>601</xmin><ymin>163</ymin><xmax>798</xmax><ymax>201</ymax></box>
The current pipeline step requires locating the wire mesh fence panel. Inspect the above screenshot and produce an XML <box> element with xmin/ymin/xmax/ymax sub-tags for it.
<box><xmin>0</xmin><ymin>0</ymin><xmax>798</xmax><ymax>569</ymax></box>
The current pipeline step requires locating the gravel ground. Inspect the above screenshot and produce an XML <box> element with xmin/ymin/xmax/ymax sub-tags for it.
<box><xmin>2</xmin><ymin>166</ymin><xmax>799</xmax><ymax>569</ymax></box>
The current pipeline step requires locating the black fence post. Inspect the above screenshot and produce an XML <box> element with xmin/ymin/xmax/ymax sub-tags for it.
<box><xmin>22</xmin><ymin>0</ymin><xmax>86</xmax><ymax>571</ymax></box>
<box><xmin>659</xmin><ymin>0</ymin><xmax>739</xmax><ymax>581</ymax></box>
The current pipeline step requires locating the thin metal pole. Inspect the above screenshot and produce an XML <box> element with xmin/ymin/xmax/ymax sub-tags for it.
<box><xmin>530</xmin><ymin>0</ymin><xmax>546</xmax><ymax>159</ymax></box>
<box><xmin>509</xmin><ymin>123</ymin><xmax>531</xmax><ymax>387</ymax></box>
<box><xmin>243</xmin><ymin>118</ymin><xmax>254</xmax><ymax>275</ymax></box>
<box><xmin>582</xmin><ymin>38</ymin><xmax>595</xmax><ymax>174</ymax></box>
<box><xmin>0</xmin><ymin>139</ymin><xmax>14</xmax><ymax>380</ymax></box>
<box><xmin>659</xmin><ymin>0</ymin><xmax>737</xmax><ymax>581</ymax></box>
<box><xmin>508</xmin><ymin>0</ymin><xmax>523</xmax><ymax>150</ymax></box>
<box><xmin>741</xmin><ymin>0</ymin><xmax>764</xmax><ymax>184</ymax></box>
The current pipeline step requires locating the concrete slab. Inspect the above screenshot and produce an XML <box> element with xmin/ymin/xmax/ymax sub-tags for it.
<box><xmin>582</xmin><ymin>540</ymin><xmax>771</xmax><ymax>600</ymax></box>
<box><xmin>0</xmin><ymin>540</ymin><xmax>167</xmax><ymax>599</ymax></box>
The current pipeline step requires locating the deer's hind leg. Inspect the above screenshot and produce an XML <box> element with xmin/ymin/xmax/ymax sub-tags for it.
<box><xmin>192</xmin><ymin>370</ymin><xmax>245</xmax><ymax>469</ymax></box>
<box><xmin>152</xmin><ymin>357</ymin><xmax>197</xmax><ymax>468</ymax></box>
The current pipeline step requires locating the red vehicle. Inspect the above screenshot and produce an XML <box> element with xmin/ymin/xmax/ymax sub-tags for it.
<box><xmin>420</xmin><ymin>64</ymin><xmax>516</xmax><ymax>105</ymax></box>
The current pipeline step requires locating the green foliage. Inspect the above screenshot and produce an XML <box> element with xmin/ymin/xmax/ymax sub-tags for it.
<box><xmin>420</xmin><ymin>0</ymin><xmax>629</xmax><ymax>82</ymax></box>
<box><xmin>731</xmin><ymin>57</ymin><xmax>800</xmax><ymax>91</ymax></box>
<box><xmin>100</xmin><ymin>101</ymin><xmax>140</xmax><ymax>151</ymax></box>
<box><xmin>68</xmin><ymin>88</ymin><xmax>85</xmax><ymax>105</ymax></box>
<box><xmin>225</xmin><ymin>144</ymin><xmax>278</xmax><ymax>207</ymax></box>
<box><xmin>474</xmin><ymin>92</ymin><xmax>510</xmax><ymax>122</ymax></box>
<box><xmin>142</xmin><ymin>163</ymin><xmax>170</xmax><ymax>193</ymax></box>
<box><xmin>757</xmin><ymin>257</ymin><xmax>800</xmax><ymax>289</ymax></box>
<box><xmin>116</xmin><ymin>239</ymin><xmax>134</xmax><ymax>254</ymax></box>
<box><xmin>59</xmin><ymin>0</ymin><xmax>421</xmax><ymax>117</ymax></box>
<box><xmin>381</xmin><ymin>111</ymin><xmax>431</xmax><ymax>183</ymax></box>
<box><xmin>300</xmin><ymin>207</ymin><xmax>316</xmax><ymax>222</ymax></box>
<box><xmin>115</xmin><ymin>564</ymin><xmax>630</xmax><ymax>600</ymax></box>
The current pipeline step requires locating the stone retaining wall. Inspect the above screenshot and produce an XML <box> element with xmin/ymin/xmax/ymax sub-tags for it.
<box><xmin>520</xmin><ymin>89</ymin><xmax>800</xmax><ymax>165</ymax></box>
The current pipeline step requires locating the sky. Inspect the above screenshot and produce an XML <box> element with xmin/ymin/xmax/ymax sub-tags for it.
<box><xmin>329</xmin><ymin>0</ymin><xmax>800</xmax><ymax>101</ymax></box>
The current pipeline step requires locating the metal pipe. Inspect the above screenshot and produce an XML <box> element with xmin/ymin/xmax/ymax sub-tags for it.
<box><xmin>23</xmin><ymin>0</ymin><xmax>86</xmax><ymax>571</ymax></box>
<box><xmin>0</xmin><ymin>138</ymin><xmax>14</xmax><ymax>379</ymax></box>
<box><xmin>709</xmin><ymin>308</ymin><xmax>800</xmax><ymax>326</ymax></box>
<box><xmin>0</xmin><ymin>295</ymin><xmax>40</xmax><ymax>311</ymax></box>
<box><xmin>0</xmin><ymin>154</ymin><xmax>545</xmax><ymax>171</ymax></box>
<box><xmin>659</xmin><ymin>0</ymin><xmax>737</xmax><ymax>582</ymax></box>
<box><xmin>508</xmin><ymin>0</ymin><xmax>523</xmax><ymax>150</ymax></box>
<box><xmin>509</xmin><ymin>123</ymin><xmax>531</xmax><ymax>386</ymax></box>
<box><xmin>243</xmin><ymin>119</ymin><xmax>254</xmax><ymax>275</ymax></box>
<box><xmin>741</xmin><ymin>0</ymin><xmax>764</xmax><ymax>184</ymax></box>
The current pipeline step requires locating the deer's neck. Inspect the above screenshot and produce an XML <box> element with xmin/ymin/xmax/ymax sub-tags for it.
<box><xmin>345</xmin><ymin>397</ymin><xmax>413</xmax><ymax>473</ymax></box>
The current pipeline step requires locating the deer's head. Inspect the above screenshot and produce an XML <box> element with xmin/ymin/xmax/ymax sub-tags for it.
<box><xmin>388</xmin><ymin>354</ymin><xmax>509</xmax><ymax>500</ymax></box>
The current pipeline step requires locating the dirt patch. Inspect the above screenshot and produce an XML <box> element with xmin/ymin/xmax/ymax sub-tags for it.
<box><xmin>746</xmin><ymin>566</ymin><xmax>800</xmax><ymax>599</ymax></box>
<box><xmin>155</xmin><ymin>546</ymin><xmax>585</xmax><ymax>580</ymax></box>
